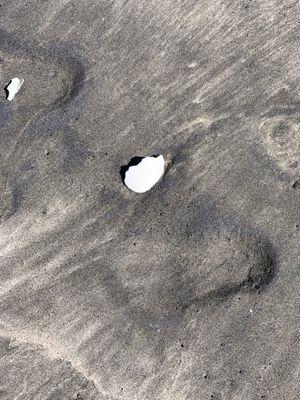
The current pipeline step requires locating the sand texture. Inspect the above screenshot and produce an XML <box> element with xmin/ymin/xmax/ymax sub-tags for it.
<box><xmin>0</xmin><ymin>1</ymin><xmax>299</xmax><ymax>399</ymax></box>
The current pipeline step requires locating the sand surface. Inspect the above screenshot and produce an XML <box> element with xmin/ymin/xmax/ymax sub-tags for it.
<box><xmin>0</xmin><ymin>1</ymin><xmax>299</xmax><ymax>399</ymax></box>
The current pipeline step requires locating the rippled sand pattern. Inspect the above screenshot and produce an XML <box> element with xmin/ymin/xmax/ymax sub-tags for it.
<box><xmin>0</xmin><ymin>1</ymin><xmax>299</xmax><ymax>399</ymax></box>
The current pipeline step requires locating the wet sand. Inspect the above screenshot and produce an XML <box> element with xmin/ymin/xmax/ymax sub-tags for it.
<box><xmin>0</xmin><ymin>1</ymin><xmax>299</xmax><ymax>399</ymax></box>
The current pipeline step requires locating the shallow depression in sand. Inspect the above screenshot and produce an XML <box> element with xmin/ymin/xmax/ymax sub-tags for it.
<box><xmin>260</xmin><ymin>113</ymin><xmax>300</xmax><ymax>176</ymax></box>
<box><xmin>114</xmin><ymin>225</ymin><xmax>276</xmax><ymax>322</ymax></box>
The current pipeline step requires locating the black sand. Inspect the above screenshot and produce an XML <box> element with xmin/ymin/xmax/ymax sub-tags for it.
<box><xmin>0</xmin><ymin>1</ymin><xmax>299</xmax><ymax>399</ymax></box>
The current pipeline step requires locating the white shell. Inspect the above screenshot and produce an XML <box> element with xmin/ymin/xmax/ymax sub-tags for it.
<box><xmin>124</xmin><ymin>155</ymin><xmax>165</xmax><ymax>193</ymax></box>
<box><xmin>6</xmin><ymin>77</ymin><xmax>24</xmax><ymax>101</ymax></box>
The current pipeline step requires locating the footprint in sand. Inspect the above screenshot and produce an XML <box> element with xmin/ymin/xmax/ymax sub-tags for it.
<box><xmin>260</xmin><ymin>111</ymin><xmax>300</xmax><ymax>177</ymax></box>
<box><xmin>114</xmin><ymin>220</ymin><xmax>277</xmax><ymax>325</ymax></box>
<box><xmin>0</xmin><ymin>30</ymin><xmax>88</xmax><ymax>220</ymax></box>
<box><xmin>0</xmin><ymin>29</ymin><xmax>86</xmax><ymax>111</ymax></box>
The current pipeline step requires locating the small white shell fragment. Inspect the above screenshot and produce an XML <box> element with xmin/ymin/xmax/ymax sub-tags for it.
<box><xmin>188</xmin><ymin>62</ymin><xmax>197</xmax><ymax>68</ymax></box>
<box><xmin>124</xmin><ymin>155</ymin><xmax>165</xmax><ymax>193</ymax></box>
<box><xmin>6</xmin><ymin>77</ymin><xmax>24</xmax><ymax>101</ymax></box>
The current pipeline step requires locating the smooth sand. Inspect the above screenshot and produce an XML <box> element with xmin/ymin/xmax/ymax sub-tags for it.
<box><xmin>0</xmin><ymin>1</ymin><xmax>299</xmax><ymax>399</ymax></box>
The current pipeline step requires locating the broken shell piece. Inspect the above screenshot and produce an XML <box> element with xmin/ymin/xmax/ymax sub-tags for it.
<box><xmin>5</xmin><ymin>78</ymin><xmax>24</xmax><ymax>101</ymax></box>
<box><xmin>122</xmin><ymin>155</ymin><xmax>165</xmax><ymax>193</ymax></box>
